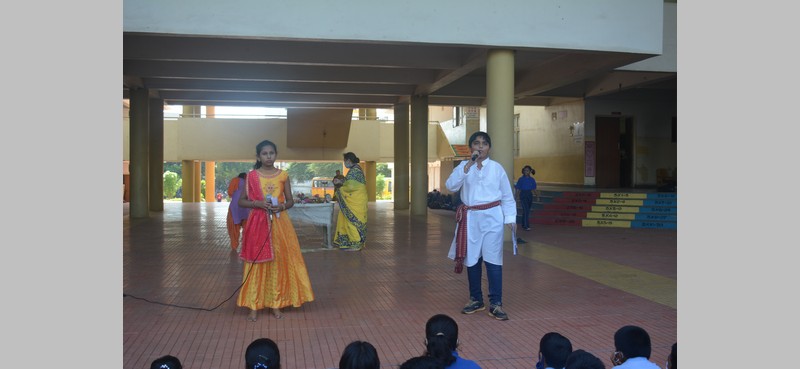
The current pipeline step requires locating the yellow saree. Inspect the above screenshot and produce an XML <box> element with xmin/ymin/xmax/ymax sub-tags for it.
<box><xmin>334</xmin><ymin>165</ymin><xmax>368</xmax><ymax>250</ymax></box>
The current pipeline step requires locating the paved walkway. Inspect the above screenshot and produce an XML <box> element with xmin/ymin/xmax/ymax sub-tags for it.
<box><xmin>123</xmin><ymin>201</ymin><xmax>676</xmax><ymax>369</ymax></box>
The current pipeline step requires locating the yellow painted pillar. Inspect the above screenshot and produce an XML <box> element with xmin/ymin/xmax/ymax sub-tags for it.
<box><xmin>205</xmin><ymin>161</ymin><xmax>216</xmax><ymax>202</ymax></box>
<box><xmin>129</xmin><ymin>87</ymin><xmax>150</xmax><ymax>218</ymax></box>
<box><xmin>149</xmin><ymin>97</ymin><xmax>164</xmax><ymax>211</ymax></box>
<box><xmin>410</xmin><ymin>95</ymin><xmax>429</xmax><ymax>217</ymax></box>
<box><xmin>486</xmin><ymin>49</ymin><xmax>515</xmax><ymax>240</ymax></box>
<box><xmin>194</xmin><ymin>161</ymin><xmax>202</xmax><ymax>202</ymax></box>
<box><xmin>486</xmin><ymin>49</ymin><xmax>515</xmax><ymax>184</ymax></box>
<box><xmin>365</xmin><ymin>161</ymin><xmax>376</xmax><ymax>202</ymax></box>
<box><xmin>181</xmin><ymin>160</ymin><xmax>195</xmax><ymax>202</ymax></box>
<box><xmin>393</xmin><ymin>103</ymin><xmax>410</xmax><ymax>210</ymax></box>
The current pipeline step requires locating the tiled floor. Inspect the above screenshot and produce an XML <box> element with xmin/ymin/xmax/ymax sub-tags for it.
<box><xmin>123</xmin><ymin>198</ymin><xmax>676</xmax><ymax>369</ymax></box>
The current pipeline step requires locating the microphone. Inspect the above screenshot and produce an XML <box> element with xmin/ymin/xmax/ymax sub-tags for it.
<box><xmin>471</xmin><ymin>151</ymin><xmax>479</xmax><ymax>161</ymax></box>
<box><xmin>265</xmin><ymin>194</ymin><xmax>273</xmax><ymax>221</ymax></box>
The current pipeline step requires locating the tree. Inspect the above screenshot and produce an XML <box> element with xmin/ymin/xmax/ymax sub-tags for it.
<box><xmin>214</xmin><ymin>162</ymin><xmax>253</xmax><ymax>194</ymax></box>
<box><xmin>376</xmin><ymin>174</ymin><xmax>386</xmax><ymax>199</ymax></box>
<box><xmin>163</xmin><ymin>171</ymin><xmax>180</xmax><ymax>198</ymax></box>
<box><xmin>377</xmin><ymin>163</ymin><xmax>391</xmax><ymax>177</ymax></box>
<box><xmin>309</xmin><ymin>162</ymin><xmax>342</xmax><ymax>178</ymax></box>
<box><xmin>286</xmin><ymin>162</ymin><xmax>314</xmax><ymax>182</ymax></box>
<box><xmin>286</xmin><ymin>162</ymin><xmax>343</xmax><ymax>182</ymax></box>
<box><xmin>164</xmin><ymin>162</ymin><xmax>182</xmax><ymax>176</ymax></box>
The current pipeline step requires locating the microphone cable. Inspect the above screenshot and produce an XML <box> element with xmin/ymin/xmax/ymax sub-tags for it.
<box><xmin>123</xmin><ymin>202</ymin><xmax>275</xmax><ymax>312</ymax></box>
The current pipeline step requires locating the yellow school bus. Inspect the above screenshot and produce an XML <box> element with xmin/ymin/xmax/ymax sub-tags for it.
<box><xmin>311</xmin><ymin>177</ymin><xmax>335</xmax><ymax>200</ymax></box>
<box><xmin>380</xmin><ymin>177</ymin><xmax>393</xmax><ymax>199</ymax></box>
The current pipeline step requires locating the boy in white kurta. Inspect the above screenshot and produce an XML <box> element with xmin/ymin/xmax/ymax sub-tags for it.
<box><xmin>446</xmin><ymin>131</ymin><xmax>517</xmax><ymax>321</ymax></box>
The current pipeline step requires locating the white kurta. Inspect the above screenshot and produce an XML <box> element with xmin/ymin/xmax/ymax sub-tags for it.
<box><xmin>446</xmin><ymin>158</ymin><xmax>516</xmax><ymax>267</ymax></box>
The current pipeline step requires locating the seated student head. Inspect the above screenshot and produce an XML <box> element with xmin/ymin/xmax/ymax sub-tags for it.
<box><xmin>400</xmin><ymin>355</ymin><xmax>445</xmax><ymax>369</ymax></box>
<box><xmin>538</xmin><ymin>332</ymin><xmax>573</xmax><ymax>369</ymax></box>
<box><xmin>339</xmin><ymin>340</ymin><xmax>380</xmax><ymax>369</ymax></box>
<box><xmin>424</xmin><ymin>314</ymin><xmax>460</xmax><ymax>367</ymax></box>
<box><xmin>245</xmin><ymin>338</ymin><xmax>281</xmax><ymax>369</ymax></box>
<box><xmin>611</xmin><ymin>325</ymin><xmax>652</xmax><ymax>366</ymax></box>
<box><xmin>150</xmin><ymin>355</ymin><xmax>182</xmax><ymax>369</ymax></box>
<box><xmin>565</xmin><ymin>349</ymin><xmax>605</xmax><ymax>369</ymax></box>
<box><xmin>667</xmin><ymin>343</ymin><xmax>676</xmax><ymax>369</ymax></box>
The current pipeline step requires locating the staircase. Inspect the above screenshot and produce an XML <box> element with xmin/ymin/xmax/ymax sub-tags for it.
<box><xmin>522</xmin><ymin>190</ymin><xmax>677</xmax><ymax>229</ymax></box>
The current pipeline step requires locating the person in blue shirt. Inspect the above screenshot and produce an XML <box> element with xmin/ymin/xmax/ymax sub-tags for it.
<box><xmin>514</xmin><ymin>165</ymin><xmax>539</xmax><ymax>231</ymax></box>
<box><xmin>423</xmin><ymin>314</ymin><xmax>482</xmax><ymax>369</ymax></box>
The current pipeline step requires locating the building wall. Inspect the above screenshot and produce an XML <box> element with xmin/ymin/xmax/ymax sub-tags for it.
<box><xmin>513</xmin><ymin>103</ymin><xmax>587</xmax><ymax>185</ymax></box>
<box><xmin>123</xmin><ymin>117</ymin><xmax>444</xmax><ymax>163</ymax></box>
<box><xmin>584</xmin><ymin>89</ymin><xmax>677</xmax><ymax>187</ymax></box>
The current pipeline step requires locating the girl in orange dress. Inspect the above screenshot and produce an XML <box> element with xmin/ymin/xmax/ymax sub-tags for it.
<box><xmin>237</xmin><ymin>139</ymin><xmax>315</xmax><ymax>321</ymax></box>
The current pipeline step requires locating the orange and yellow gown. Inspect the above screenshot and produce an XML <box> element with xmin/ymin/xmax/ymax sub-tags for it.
<box><xmin>237</xmin><ymin>169</ymin><xmax>314</xmax><ymax>311</ymax></box>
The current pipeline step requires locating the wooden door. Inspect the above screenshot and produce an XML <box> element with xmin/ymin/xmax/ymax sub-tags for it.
<box><xmin>595</xmin><ymin>116</ymin><xmax>620</xmax><ymax>188</ymax></box>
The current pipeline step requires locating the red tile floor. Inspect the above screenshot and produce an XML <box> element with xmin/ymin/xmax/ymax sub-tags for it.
<box><xmin>123</xmin><ymin>200</ymin><xmax>676</xmax><ymax>369</ymax></box>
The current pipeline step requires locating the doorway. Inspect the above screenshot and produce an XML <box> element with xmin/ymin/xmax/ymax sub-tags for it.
<box><xmin>595</xmin><ymin>116</ymin><xmax>634</xmax><ymax>188</ymax></box>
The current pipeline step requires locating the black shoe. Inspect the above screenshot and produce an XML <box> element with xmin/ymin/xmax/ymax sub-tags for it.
<box><xmin>461</xmin><ymin>299</ymin><xmax>485</xmax><ymax>314</ymax></box>
<box><xmin>488</xmin><ymin>304</ymin><xmax>509</xmax><ymax>321</ymax></box>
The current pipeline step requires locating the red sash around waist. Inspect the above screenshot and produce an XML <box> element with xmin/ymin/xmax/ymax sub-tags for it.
<box><xmin>453</xmin><ymin>200</ymin><xmax>501</xmax><ymax>273</ymax></box>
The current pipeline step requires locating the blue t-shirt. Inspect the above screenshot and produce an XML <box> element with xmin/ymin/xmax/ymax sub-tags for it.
<box><xmin>447</xmin><ymin>351</ymin><xmax>482</xmax><ymax>369</ymax></box>
<box><xmin>515</xmin><ymin>176</ymin><xmax>537</xmax><ymax>191</ymax></box>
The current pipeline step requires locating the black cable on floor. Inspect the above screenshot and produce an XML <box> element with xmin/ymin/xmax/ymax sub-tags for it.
<box><xmin>123</xmin><ymin>211</ymin><xmax>274</xmax><ymax>311</ymax></box>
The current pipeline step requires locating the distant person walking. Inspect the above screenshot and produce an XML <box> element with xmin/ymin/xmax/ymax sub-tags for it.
<box><xmin>514</xmin><ymin>165</ymin><xmax>539</xmax><ymax>231</ymax></box>
<box><xmin>226</xmin><ymin>172</ymin><xmax>250</xmax><ymax>251</ymax></box>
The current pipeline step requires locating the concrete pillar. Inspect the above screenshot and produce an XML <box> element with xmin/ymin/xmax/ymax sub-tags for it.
<box><xmin>148</xmin><ymin>97</ymin><xmax>164</xmax><ymax>211</ymax></box>
<box><xmin>410</xmin><ymin>95</ymin><xmax>429</xmax><ymax>217</ymax></box>
<box><xmin>205</xmin><ymin>161</ymin><xmax>216</xmax><ymax>202</ymax></box>
<box><xmin>486</xmin><ymin>49</ymin><xmax>515</xmax><ymax>241</ymax></box>
<box><xmin>393</xmin><ymin>103</ymin><xmax>410</xmax><ymax>210</ymax></box>
<box><xmin>129</xmin><ymin>88</ymin><xmax>150</xmax><ymax>218</ymax></box>
<box><xmin>181</xmin><ymin>160</ymin><xmax>195</xmax><ymax>202</ymax></box>
<box><xmin>365</xmin><ymin>161</ymin><xmax>377</xmax><ymax>202</ymax></box>
<box><xmin>486</xmin><ymin>49</ymin><xmax>515</xmax><ymax>183</ymax></box>
<box><xmin>194</xmin><ymin>161</ymin><xmax>202</xmax><ymax>201</ymax></box>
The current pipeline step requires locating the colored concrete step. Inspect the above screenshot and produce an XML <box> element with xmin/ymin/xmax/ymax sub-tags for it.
<box><xmin>631</xmin><ymin>220</ymin><xmax>677</xmax><ymax>229</ymax></box>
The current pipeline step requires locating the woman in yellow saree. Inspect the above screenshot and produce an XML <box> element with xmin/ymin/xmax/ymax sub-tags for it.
<box><xmin>334</xmin><ymin>152</ymin><xmax>368</xmax><ymax>251</ymax></box>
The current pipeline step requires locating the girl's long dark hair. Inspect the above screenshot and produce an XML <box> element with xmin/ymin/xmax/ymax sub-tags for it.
<box><xmin>424</xmin><ymin>314</ymin><xmax>458</xmax><ymax>367</ymax></box>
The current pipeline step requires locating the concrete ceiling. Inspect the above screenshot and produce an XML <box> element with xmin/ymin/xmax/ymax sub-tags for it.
<box><xmin>123</xmin><ymin>33</ymin><xmax>676</xmax><ymax>109</ymax></box>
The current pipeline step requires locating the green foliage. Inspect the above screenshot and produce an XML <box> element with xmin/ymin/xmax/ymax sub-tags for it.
<box><xmin>287</xmin><ymin>162</ymin><xmax>342</xmax><ymax>182</ymax></box>
<box><xmin>214</xmin><ymin>162</ymin><xmax>253</xmax><ymax>193</ymax></box>
<box><xmin>309</xmin><ymin>162</ymin><xmax>343</xmax><ymax>178</ymax></box>
<box><xmin>164</xmin><ymin>162</ymin><xmax>182</xmax><ymax>176</ymax></box>
<box><xmin>286</xmin><ymin>162</ymin><xmax>314</xmax><ymax>182</ymax></box>
<box><xmin>377</xmin><ymin>163</ymin><xmax>391</xmax><ymax>177</ymax></box>
<box><xmin>376</xmin><ymin>174</ymin><xmax>386</xmax><ymax>199</ymax></box>
<box><xmin>163</xmin><ymin>171</ymin><xmax>181</xmax><ymax>198</ymax></box>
